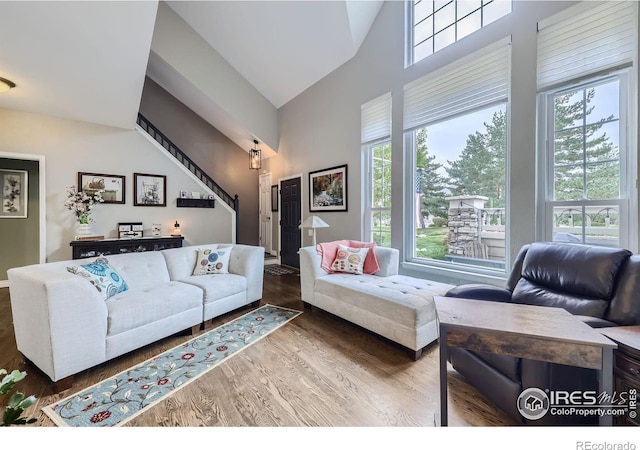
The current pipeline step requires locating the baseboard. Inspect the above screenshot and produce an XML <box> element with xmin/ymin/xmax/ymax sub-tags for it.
<box><xmin>0</xmin><ymin>280</ymin><xmax>8</xmax><ymax>289</ymax></box>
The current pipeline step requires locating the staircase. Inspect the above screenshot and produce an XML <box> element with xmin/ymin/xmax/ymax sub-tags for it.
<box><xmin>136</xmin><ymin>113</ymin><xmax>239</xmax><ymax>242</ymax></box>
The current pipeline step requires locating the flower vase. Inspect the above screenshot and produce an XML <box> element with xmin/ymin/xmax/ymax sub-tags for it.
<box><xmin>76</xmin><ymin>223</ymin><xmax>92</xmax><ymax>239</ymax></box>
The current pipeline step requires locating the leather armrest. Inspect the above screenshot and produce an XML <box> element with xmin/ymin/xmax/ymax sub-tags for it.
<box><xmin>444</xmin><ymin>284</ymin><xmax>512</xmax><ymax>303</ymax></box>
<box><xmin>574</xmin><ymin>315</ymin><xmax>618</xmax><ymax>329</ymax></box>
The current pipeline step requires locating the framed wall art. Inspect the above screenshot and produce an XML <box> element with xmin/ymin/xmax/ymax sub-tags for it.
<box><xmin>309</xmin><ymin>164</ymin><xmax>347</xmax><ymax>212</ymax></box>
<box><xmin>78</xmin><ymin>172</ymin><xmax>125</xmax><ymax>204</ymax></box>
<box><xmin>271</xmin><ymin>185</ymin><xmax>278</xmax><ymax>212</ymax></box>
<box><xmin>134</xmin><ymin>173</ymin><xmax>166</xmax><ymax>207</ymax></box>
<box><xmin>1</xmin><ymin>169</ymin><xmax>28</xmax><ymax>218</ymax></box>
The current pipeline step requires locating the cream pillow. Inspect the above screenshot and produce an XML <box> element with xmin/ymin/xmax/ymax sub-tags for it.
<box><xmin>192</xmin><ymin>248</ymin><xmax>232</xmax><ymax>275</ymax></box>
<box><xmin>330</xmin><ymin>245</ymin><xmax>369</xmax><ymax>275</ymax></box>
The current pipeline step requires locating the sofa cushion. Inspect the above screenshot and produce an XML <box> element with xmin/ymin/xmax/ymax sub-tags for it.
<box><xmin>317</xmin><ymin>240</ymin><xmax>380</xmax><ymax>274</ymax></box>
<box><xmin>67</xmin><ymin>257</ymin><xmax>128</xmax><ymax>300</ymax></box>
<box><xmin>315</xmin><ymin>274</ymin><xmax>452</xmax><ymax>328</ymax></box>
<box><xmin>161</xmin><ymin>244</ymin><xmax>219</xmax><ymax>280</ymax></box>
<box><xmin>179</xmin><ymin>274</ymin><xmax>247</xmax><ymax>304</ymax></box>
<box><xmin>106</xmin><ymin>281</ymin><xmax>203</xmax><ymax>335</ymax></box>
<box><xmin>512</xmin><ymin>279</ymin><xmax>610</xmax><ymax>318</ymax></box>
<box><xmin>101</xmin><ymin>251</ymin><xmax>171</xmax><ymax>292</ymax></box>
<box><xmin>192</xmin><ymin>247</ymin><xmax>232</xmax><ymax>275</ymax></box>
<box><xmin>518</xmin><ymin>242</ymin><xmax>631</xmax><ymax>300</ymax></box>
<box><xmin>330</xmin><ymin>245</ymin><xmax>369</xmax><ymax>274</ymax></box>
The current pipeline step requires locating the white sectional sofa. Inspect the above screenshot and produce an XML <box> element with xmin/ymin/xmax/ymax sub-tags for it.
<box><xmin>8</xmin><ymin>243</ymin><xmax>264</xmax><ymax>391</ymax></box>
<box><xmin>300</xmin><ymin>245</ymin><xmax>454</xmax><ymax>360</ymax></box>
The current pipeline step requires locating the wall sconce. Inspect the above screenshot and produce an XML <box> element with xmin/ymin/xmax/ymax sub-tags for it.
<box><xmin>249</xmin><ymin>139</ymin><xmax>261</xmax><ymax>170</ymax></box>
<box><xmin>0</xmin><ymin>77</ymin><xmax>16</xmax><ymax>93</ymax></box>
<box><xmin>299</xmin><ymin>215</ymin><xmax>330</xmax><ymax>247</ymax></box>
<box><xmin>171</xmin><ymin>220</ymin><xmax>182</xmax><ymax>236</ymax></box>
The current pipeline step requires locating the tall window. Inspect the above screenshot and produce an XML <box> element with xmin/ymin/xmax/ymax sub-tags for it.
<box><xmin>407</xmin><ymin>0</ymin><xmax>511</xmax><ymax>66</ymax></box>
<box><xmin>367</xmin><ymin>141</ymin><xmax>392</xmax><ymax>246</ymax></box>
<box><xmin>537</xmin><ymin>1</ymin><xmax>636</xmax><ymax>249</ymax></box>
<box><xmin>543</xmin><ymin>77</ymin><xmax>626</xmax><ymax>248</ymax></box>
<box><xmin>404</xmin><ymin>39</ymin><xmax>510</xmax><ymax>272</ymax></box>
<box><xmin>362</xmin><ymin>93</ymin><xmax>392</xmax><ymax>246</ymax></box>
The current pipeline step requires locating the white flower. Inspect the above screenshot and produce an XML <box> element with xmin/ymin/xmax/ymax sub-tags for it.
<box><xmin>64</xmin><ymin>185</ymin><xmax>104</xmax><ymax>220</ymax></box>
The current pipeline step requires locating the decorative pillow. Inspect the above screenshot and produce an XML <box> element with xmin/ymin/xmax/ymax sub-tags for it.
<box><xmin>193</xmin><ymin>248</ymin><xmax>232</xmax><ymax>275</ymax></box>
<box><xmin>67</xmin><ymin>257</ymin><xmax>128</xmax><ymax>300</ymax></box>
<box><xmin>330</xmin><ymin>245</ymin><xmax>370</xmax><ymax>275</ymax></box>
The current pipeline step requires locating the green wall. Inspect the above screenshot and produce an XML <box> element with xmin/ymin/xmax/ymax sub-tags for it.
<box><xmin>0</xmin><ymin>158</ymin><xmax>39</xmax><ymax>280</ymax></box>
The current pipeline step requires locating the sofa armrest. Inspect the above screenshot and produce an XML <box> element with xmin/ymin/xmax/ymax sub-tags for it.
<box><xmin>574</xmin><ymin>315</ymin><xmax>618</xmax><ymax>329</ymax></box>
<box><xmin>373</xmin><ymin>247</ymin><xmax>399</xmax><ymax>277</ymax></box>
<box><xmin>445</xmin><ymin>284</ymin><xmax>513</xmax><ymax>303</ymax></box>
<box><xmin>227</xmin><ymin>244</ymin><xmax>265</xmax><ymax>303</ymax></box>
<box><xmin>8</xmin><ymin>265</ymin><xmax>108</xmax><ymax>382</ymax></box>
<box><xmin>299</xmin><ymin>246</ymin><xmax>326</xmax><ymax>303</ymax></box>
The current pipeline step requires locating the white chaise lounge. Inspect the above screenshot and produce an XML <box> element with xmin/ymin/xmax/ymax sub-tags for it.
<box><xmin>299</xmin><ymin>245</ymin><xmax>454</xmax><ymax>360</ymax></box>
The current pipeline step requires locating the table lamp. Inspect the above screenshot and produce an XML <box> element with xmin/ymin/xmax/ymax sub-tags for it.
<box><xmin>299</xmin><ymin>215</ymin><xmax>330</xmax><ymax>246</ymax></box>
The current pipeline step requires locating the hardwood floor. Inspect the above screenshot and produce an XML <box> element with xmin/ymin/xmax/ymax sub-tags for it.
<box><xmin>0</xmin><ymin>273</ymin><xmax>517</xmax><ymax>427</ymax></box>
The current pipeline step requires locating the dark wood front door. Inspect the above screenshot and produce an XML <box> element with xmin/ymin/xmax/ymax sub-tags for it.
<box><xmin>280</xmin><ymin>177</ymin><xmax>301</xmax><ymax>268</ymax></box>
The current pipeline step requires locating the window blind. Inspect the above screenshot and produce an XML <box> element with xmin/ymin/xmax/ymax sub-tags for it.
<box><xmin>403</xmin><ymin>37</ymin><xmax>511</xmax><ymax>132</ymax></box>
<box><xmin>361</xmin><ymin>92</ymin><xmax>392</xmax><ymax>144</ymax></box>
<box><xmin>537</xmin><ymin>1</ymin><xmax>636</xmax><ymax>90</ymax></box>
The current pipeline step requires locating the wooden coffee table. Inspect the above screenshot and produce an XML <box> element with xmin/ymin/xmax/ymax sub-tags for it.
<box><xmin>434</xmin><ymin>296</ymin><xmax>617</xmax><ymax>426</ymax></box>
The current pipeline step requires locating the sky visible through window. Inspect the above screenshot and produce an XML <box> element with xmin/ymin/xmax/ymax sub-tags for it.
<box><xmin>424</xmin><ymin>104</ymin><xmax>503</xmax><ymax>176</ymax></box>
<box><xmin>425</xmin><ymin>82</ymin><xmax>619</xmax><ymax>178</ymax></box>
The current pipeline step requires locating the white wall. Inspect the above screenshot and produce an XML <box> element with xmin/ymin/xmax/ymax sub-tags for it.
<box><xmin>268</xmin><ymin>1</ymin><xmax>593</xmax><ymax>281</ymax></box>
<box><xmin>0</xmin><ymin>107</ymin><xmax>233</xmax><ymax>265</ymax></box>
<box><xmin>149</xmin><ymin>2</ymin><xmax>279</xmax><ymax>154</ymax></box>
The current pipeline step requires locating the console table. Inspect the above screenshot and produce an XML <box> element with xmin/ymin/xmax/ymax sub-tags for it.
<box><xmin>70</xmin><ymin>236</ymin><xmax>184</xmax><ymax>260</ymax></box>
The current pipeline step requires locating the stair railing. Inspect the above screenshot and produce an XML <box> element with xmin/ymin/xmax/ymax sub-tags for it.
<box><xmin>136</xmin><ymin>113</ymin><xmax>239</xmax><ymax>242</ymax></box>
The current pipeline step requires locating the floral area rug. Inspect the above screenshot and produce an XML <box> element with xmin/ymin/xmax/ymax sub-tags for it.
<box><xmin>42</xmin><ymin>304</ymin><xmax>302</xmax><ymax>427</ymax></box>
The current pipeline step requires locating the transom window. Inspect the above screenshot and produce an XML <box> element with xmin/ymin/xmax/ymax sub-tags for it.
<box><xmin>408</xmin><ymin>0</ymin><xmax>511</xmax><ymax>65</ymax></box>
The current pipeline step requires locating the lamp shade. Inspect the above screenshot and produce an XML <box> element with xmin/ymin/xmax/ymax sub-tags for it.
<box><xmin>300</xmin><ymin>215</ymin><xmax>330</xmax><ymax>229</ymax></box>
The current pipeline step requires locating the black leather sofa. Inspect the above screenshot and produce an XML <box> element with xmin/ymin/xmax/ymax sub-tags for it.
<box><xmin>444</xmin><ymin>242</ymin><xmax>640</xmax><ymax>425</ymax></box>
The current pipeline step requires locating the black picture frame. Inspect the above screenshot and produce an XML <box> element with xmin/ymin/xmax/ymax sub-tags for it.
<box><xmin>271</xmin><ymin>185</ymin><xmax>278</xmax><ymax>212</ymax></box>
<box><xmin>134</xmin><ymin>173</ymin><xmax>167</xmax><ymax>207</ymax></box>
<box><xmin>78</xmin><ymin>172</ymin><xmax>125</xmax><ymax>204</ymax></box>
<box><xmin>309</xmin><ymin>164</ymin><xmax>348</xmax><ymax>212</ymax></box>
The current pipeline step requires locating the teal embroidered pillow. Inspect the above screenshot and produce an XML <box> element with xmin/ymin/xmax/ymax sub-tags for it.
<box><xmin>193</xmin><ymin>248</ymin><xmax>232</xmax><ymax>275</ymax></box>
<box><xmin>67</xmin><ymin>257</ymin><xmax>129</xmax><ymax>300</ymax></box>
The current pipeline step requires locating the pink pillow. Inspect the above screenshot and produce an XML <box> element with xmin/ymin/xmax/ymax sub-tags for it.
<box><xmin>317</xmin><ymin>240</ymin><xmax>380</xmax><ymax>274</ymax></box>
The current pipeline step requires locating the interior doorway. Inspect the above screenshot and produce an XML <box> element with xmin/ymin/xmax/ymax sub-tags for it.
<box><xmin>0</xmin><ymin>152</ymin><xmax>46</xmax><ymax>287</ymax></box>
<box><xmin>259</xmin><ymin>173</ymin><xmax>273</xmax><ymax>256</ymax></box>
<box><xmin>279</xmin><ymin>175</ymin><xmax>302</xmax><ymax>268</ymax></box>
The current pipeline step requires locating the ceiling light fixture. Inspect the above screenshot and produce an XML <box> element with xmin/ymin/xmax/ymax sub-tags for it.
<box><xmin>0</xmin><ymin>77</ymin><xmax>16</xmax><ymax>93</ymax></box>
<box><xmin>249</xmin><ymin>139</ymin><xmax>261</xmax><ymax>170</ymax></box>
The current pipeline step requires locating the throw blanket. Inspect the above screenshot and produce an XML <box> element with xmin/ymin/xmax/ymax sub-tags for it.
<box><xmin>317</xmin><ymin>240</ymin><xmax>380</xmax><ymax>274</ymax></box>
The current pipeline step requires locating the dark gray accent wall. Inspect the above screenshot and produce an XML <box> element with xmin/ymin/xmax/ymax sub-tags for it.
<box><xmin>139</xmin><ymin>77</ymin><xmax>259</xmax><ymax>245</ymax></box>
<box><xmin>0</xmin><ymin>158</ymin><xmax>39</xmax><ymax>280</ymax></box>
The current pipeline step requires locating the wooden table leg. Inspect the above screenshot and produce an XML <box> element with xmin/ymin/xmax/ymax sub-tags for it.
<box><xmin>439</xmin><ymin>323</ymin><xmax>448</xmax><ymax>427</ymax></box>
<box><xmin>599</xmin><ymin>347</ymin><xmax>613</xmax><ymax>426</ymax></box>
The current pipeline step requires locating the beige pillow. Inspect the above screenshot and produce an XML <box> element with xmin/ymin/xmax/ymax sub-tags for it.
<box><xmin>192</xmin><ymin>248</ymin><xmax>232</xmax><ymax>275</ymax></box>
<box><xmin>330</xmin><ymin>245</ymin><xmax>369</xmax><ymax>275</ymax></box>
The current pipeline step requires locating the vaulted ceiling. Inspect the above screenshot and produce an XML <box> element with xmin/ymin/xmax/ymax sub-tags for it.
<box><xmin>0</xmin><ymin>1</ymin><xmax>383</xmax><ymax>153</ymax></box>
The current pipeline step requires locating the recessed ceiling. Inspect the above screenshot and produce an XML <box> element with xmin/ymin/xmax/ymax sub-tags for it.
<box><xmin>166</xmin><ymin>1</ymin><xmax>383</xmax><ymax>108</ymax></box>
<box><xmin>0</xmin><ymin>1</ymin><xmax>158</xmax><ymax>129</ymax></box>
<box><xmin>0</xmin><ymin>0</ymin><xmax>382</xmax><ymax>146</ymax></box>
